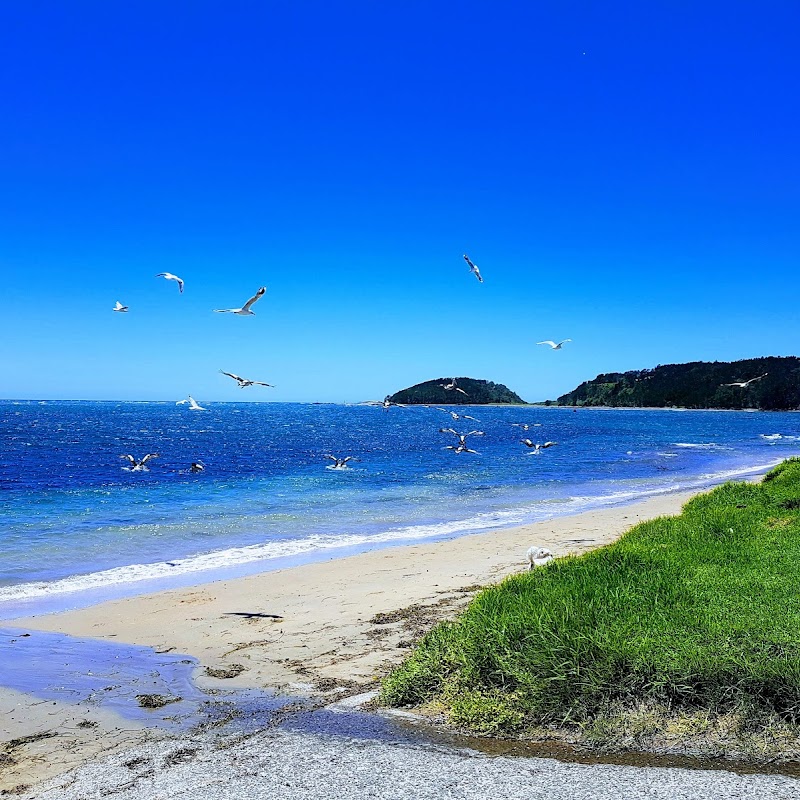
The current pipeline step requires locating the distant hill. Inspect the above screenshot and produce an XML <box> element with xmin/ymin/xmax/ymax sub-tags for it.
<box><xmin>390</xmin><ymin>378</ymin><xmax>526</xmax><ymax>405</ymax></box>
<box><xmin>556</xmin><ymin>357</ymin><xmax>800</xmax><ymax>410</ymax></box>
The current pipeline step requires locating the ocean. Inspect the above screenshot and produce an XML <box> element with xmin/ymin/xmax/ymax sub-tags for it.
<box><xmin>2</xmin><ymin>401</ymin><xmax>799</xmax><ymax>618</ymax></box>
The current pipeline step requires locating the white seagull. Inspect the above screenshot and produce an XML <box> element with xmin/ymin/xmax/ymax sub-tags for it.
<box><xmin>360</xmin><ymin>395</ymin><xmax>406</xmax><ymax>410</ymax></box>
<box><xmin>120</xmin><ymin>453</ymin><xmax>159</xmax><ymax>471</ymax></box>
<box><xmin>176</xmin><ymin>395</ymin><xmax>207</xmax><ymax>411</ymax></box>
<box><xmin>156</xmin><ymin>272</ymin><xmax>185</xmax><ymax>293</ymax></box>
<box><xmin>511</xmin><ymin>423</ymin><xmax>541</xmax><ymax>431</ymax></box>
<box><xmin>220</xmin><ymin>370</ymin><xmax>274</xmax><ymax>389</ymax></box>
<box><xmin>441</xmin><ymin>428</ymin><xmax>484</xmax><ymax>454</ymax></box>
<box><xmin>521</xmin><ymin>439</ymin><xmax>557</xmax><ymax>455</ymax></box>
<box><xmin>526</xmin><ymin>546</ymin><xmax>554</xmax><ymax>570</ymax></box>
<box><xmin>462</xmin><ymin>254</ymin><xmax>483</xmax><ymax>283</ymax></box>
<box><xmin>537</xmin><ymin>339</ymin><xmax>571</xmax><ymax>350</ymax></box>
<box><xmin>723</xmin><ymin>374</ymin><xmax>768</xmax><ymax>388</ymax></box>
<box><xmin>112</xmin><ymin>301</ymin><xmax>129</xmax><ymax>313</ymax></box>
<box><xmin>439</xmin><ymin>378</ymin><xmax>468</xmax><ymax>395</ymax></box>
<box><xmin>325</xmin><ymin>455</ymin><xmax>355</xmax><ymax>470</ymax></box>
<box><xmin>435</xmin><ymin>408</ymin><xmax>479</xmax><ymax>422</ymax></box>
<box><xmin>214</xmin><ymin>286</ymin><xmax>266</xmax><ymax>316</ymax></box>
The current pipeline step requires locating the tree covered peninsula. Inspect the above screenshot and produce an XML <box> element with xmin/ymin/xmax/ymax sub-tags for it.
<box><xmin>557</xmin><ymin>356</ymin><xmax>800</xmax><ymax>410</ymax></box>
<box><xmin>390</xmin><ymin>378</ymin><xmax>525</xmax><ymax>405</ymax></box>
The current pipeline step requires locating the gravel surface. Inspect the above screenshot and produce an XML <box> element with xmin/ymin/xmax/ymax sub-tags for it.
<box><xmin>21</xmin><ymin>728</ymin><xmax>800</xmax><ymax>800</ymax></box>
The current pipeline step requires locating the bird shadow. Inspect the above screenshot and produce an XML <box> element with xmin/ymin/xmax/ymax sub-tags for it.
<box><xmin>224</xmin><ymin>612</ymin><xmax>284</xmax><ymax>620</ymax></box>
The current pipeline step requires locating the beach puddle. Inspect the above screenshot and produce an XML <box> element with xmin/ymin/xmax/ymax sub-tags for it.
<box><xmin>0</xmin><ymin>627</ymin><xmax>296</xmax><ymax>731</ymax></box>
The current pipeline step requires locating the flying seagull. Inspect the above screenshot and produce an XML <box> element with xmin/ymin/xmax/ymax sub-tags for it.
<box><xmin>360</xmin><ymin>395</ymin><xmax>406</xmax><ymax>410</ymax></box>
<box><xmin>435</xmin><ymin>408</ymin><xmax>479</xmax><ymax>422</ymax></box>
<box><xmin>156</xmin><ymin>272</ymin><xmax>185</xmax><ymax>293</ymax></box>
<box><xmin>723</xmin><ymin>374</ymin><xmax>768</xmax><ymax>388</ymax></box>
<box><xmin>176</xmin><ymin>395</ymin><xmax>207</xmax><ymax>411</ymax></box>
<box><xmin>439</xmin><ymin>378</ymin><xmax>468</xmax><ymax>395</ymax></box>
<box><xmin>442</xmin><ymin>428</ymin><xmax>484</xmax><ymax>454</ymax></box>
<box><xmin>220</xmin><ymin>370</ymin><xmax>274</xmax><ymax>388</ymax></box>
<box><xmin>190</xmin><ymin>461</ymin><xmax>205</xmax><ymax>473</ymax></box>
<box><xmin>521</xmin><ymin>439</ymin><xmax>557</xmax><ymax>455</ymax></box>
<box><xmin>462</xmin><ymin>254</ymin><xmax>483</xmax><ymax>283</ymax></box>
<box><xmin>325</xmin><ymin>455</ymin><xmax>355</xmax><ymax>470</ymax></box>
<box><xmin>214</xmin><ymin>286</ymin><xmax>266</xmax><ymax>316</ymax></box>
<box><xmin>526</xmin><ymin>546</ymin><xmax>554</xmax><ymax>570</ymax></box>
<box><xmin>112</xmin><ymin>301</ymin><xmax>129</xmax><ymax>313</ymax></box>
<box><xmin>511</xmin><ymin>423</ymin><xmax>540</xmax><ymax>431</ymax></box>
<box><xmin>537</xmin><ymin>339</ymin><xmax>571</xmax><ymax>350</ymax></box>
<box><xmin>120</xmin><ymin>453</ymin><xmax>159</xmax><ymax>471</ymax></box>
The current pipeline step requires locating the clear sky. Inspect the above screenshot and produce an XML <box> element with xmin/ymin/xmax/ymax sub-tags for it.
<box><xmin>1</xmin><ymin>2</ymin><xmax>797</xmax><ymax>403</ymax></box>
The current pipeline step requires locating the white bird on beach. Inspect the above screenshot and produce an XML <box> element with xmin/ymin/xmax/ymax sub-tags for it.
<box><xmin>521</xmin><ymin>439</ymin><xmax>557</xmax><ymax>455</ymax></box>
<box><xmin>723</xmin><ymin>374</ymin><xmax>768</xmax><ymax>388</ymax></box>
<box><xmin>112</xmin><ymin>301</ymin><xmax>129</xmax><ymax>313</ymax></box>
<box><xmin>214</xmin><ymin>286</ymin><xmax>266</xmax><ymax>316</ymax></box>
<box><xmin>463</xmin><ymin>254</ymin><xmax>483</xmax><ymax>283</ymax></box>
<box><xmin>325</xmin><ymin>455</ymin><xmax>355</xmax><ymax>470</ymax></box>
<box><xmin>120</xmin><ymin>453</ymin><xmax>159</xmax><ymax>471</ymax></box>
<box><xmin>176</xmin><ymin>395</ymin><xmax>207</xmax><ymax>411</ymax></box>
<box><xmin>219</xmin><ymin>370</ymin><xmax>274</xmax><ymax>388</ymax></box>
<box><xmin>527</xmin><ymin>546</ymin><xmax>554</xmax><ymax>570</ymax></box>
<box><xmin>156</xmin><ymin>272</ymin><xmax>185</xmax><ymax>293</ymax></box>
<box><xmin>537</xmin><ymin>339</ymin><xmax>571</xmax><ymax>350</ymax></box>
<box><xmin>435</xmin><ymin>408</ymin><xmax>479</xmax><ymax>422</ymax></box>
<box><xmin>439</xmin><ymin>378</ymin><xmax>468</xmax><ymax>395</ymax></box>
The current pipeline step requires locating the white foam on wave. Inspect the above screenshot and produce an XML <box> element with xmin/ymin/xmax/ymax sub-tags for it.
<box><xmin>672</xmin><ymin>442</ymin><xmax>718</xmax><ymax>449</ymax></box>
<box><xmin>0</xmin><ymin>457</ymin><xmax>792</xmax><ymax>605</ymax></box>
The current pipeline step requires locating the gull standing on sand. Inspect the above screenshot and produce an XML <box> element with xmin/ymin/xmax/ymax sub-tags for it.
<box><xmin>112</xmin><ymin>301</ymin><xmax>129</xmax><ymax>313</ymax></box>
<box><xmin>120</xmin><ymin>453</ymin><xmax>159</xmax><ymax>471</ymax></box>
<box><xmin>723</xmin><ymin>374</ymin><xmax>768</xmax><ymax>388</ymax></box>
<box><xmin>537</xmin><ymin>339</ymin><xmax>571</xmax><ymax>350</ymax></box>
<box><xmin>219</xmin><ymin>370</ymin><xmax>274</xmax><ymax>388</ymax></box>
<box><xmin>521</xmin><ymin>439</ymin><xmax>557</xmax><ymax>455</ymax></box>
<box><xmin>156</xmin><ymin>272</ymin><xmax>185</xmax><ymax>293</ymax></box>
<box><xmin>325</xmin><ymin>455</ymin><xmax>355</xmax><ymax>470</ymax></box>
<box><xmin>463</xmin><ymin>254</ymin><xmax>483</xmax><ymax>283</ymax></box>
<box><xmin>527</xmin><ymin>546</ymin><xmax>554</xmax><ymax>569</ymax></box>
<box><xmin>214</xmin><ymin>287</ymin><xmax>266</xmax><ymax>316</ymax></box>
<box><xmin>176</xmin><ymin>395</ymin><xmax>207</xmax><ymax>411</ymax></box>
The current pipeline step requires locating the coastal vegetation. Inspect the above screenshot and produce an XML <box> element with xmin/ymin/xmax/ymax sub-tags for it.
<box><xmin>381</xmin><ymin>460</ymin><xmax>800</xmax><ymax>757</ymax></box>
<box><xmin>556</xmin><ymin>356</ymin><xmax>800</xmax><ymax>410</ymax></box>
<box><xmin>390</xmin><ymin>378</ymin><xmax>525</xmax><ymax>405</ymax></box>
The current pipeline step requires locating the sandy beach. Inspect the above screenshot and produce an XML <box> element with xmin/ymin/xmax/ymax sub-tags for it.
<box><xmin>0</xmin><ymin>489</ymin><xmax>710</xmax><ymax>794</ymax></box>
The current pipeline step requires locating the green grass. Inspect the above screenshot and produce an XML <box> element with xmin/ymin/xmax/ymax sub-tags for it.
<box><xmin>380</xmin><ymin>458</ymin><xmax>800</xmax><ymax>737</ymax></box>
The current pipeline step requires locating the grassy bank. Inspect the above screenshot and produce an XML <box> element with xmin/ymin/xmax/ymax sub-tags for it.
<box><xmin>381</xmin><ymin>459</ymin><xmax>800</xmax><ymax>755</ymax></box>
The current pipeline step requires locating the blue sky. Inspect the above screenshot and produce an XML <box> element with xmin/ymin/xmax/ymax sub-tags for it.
<box><xmin>1</xmin><ymin>2</ymin><xmax>798</xmax><ymax>402</ymax></box>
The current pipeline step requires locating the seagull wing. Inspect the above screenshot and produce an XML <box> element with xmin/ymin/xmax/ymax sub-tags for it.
<box><xmin>213</xmin><ymin>308</ymin><xmax>236</xmax><ymax>313</ymax></box>
<box><xmin>341</xmin><ymin>456</ymin><xmax>354</xmax><ymax>464</ymax></box>
<box><xmin>140</xmin><ymin>453</ymin><xmax>159</xmax><ymax>464</ymax></box>
<box><xmin>220</xmin><ymin>370</ymin><xmax>244</xmax><ymax>383</ymax></box>
<box><xmin>465</xmin><ymin>430</ymin><xmax>484</xmax><ymax>437</ymax></box>
<box><xmin>558</xmin><ymin>339</ymin><xmax>572</xmax><ymax>347</ymax></box>
<box><xmin>120</xmin><ymin>454</ymin><xmax>137</xmax><ymax>465</ymax></box>
<box><xmin>521</xmin><ymin>439</ymin><xmax>534</xmax><ymax>447</ymax></box>
<box><xmin>324</xmin><ymin>455</ymin><xmax>338</xmax><ymax>462</ymax></box>
<box><xmin>176</xmin><ymin>277</ymin><xmax>184</xmax><ymax>293</ymax></box>
<box><xmin>252</xmin><ymin>381</ymin><xmax>274</xmax><ymax>387</ymax></box>
<box><xmin>176</xmin><ymin>399</ymin><xmax>188</xmax><ymax>405</ymax></box>
<box><xmin>537</xmin><ymin>341</ymin><xmax>557</xmax><ymax>348</ymax></box>
<box><xmin>440</xmin><ymin>428</ymin><xmax>459</xmax><ymax>435</ymax></box>
<box><xmin>542</xmin><ymin>441</ymin><xmax>557</xmax><ymax>448</ymax></box>
<box><xmin>455</xmin><ymin>387</ymin><xmax>468</xmax><ymax>395</ymax></box>
<box><xmin>241</xmin><ymin>286</ymin><xmax>266</xmax><ymax>312</ymax></box>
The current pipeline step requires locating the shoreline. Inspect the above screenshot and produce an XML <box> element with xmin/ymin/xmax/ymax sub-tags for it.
<box><xmin>2</xmin><ymin>488</ymin><xmax>705</xmax><ymax>792</ymax></box>
<box><xmin>1</xmin><ymin>455</ymin><xmax>786</xmax><ymax>621</ymax></box>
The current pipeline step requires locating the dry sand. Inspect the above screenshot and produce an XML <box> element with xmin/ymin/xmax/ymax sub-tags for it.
<box><xmin>1</xmin><ymin>490</ymin><xmax>699</xmax><ymax>793</ymax></box>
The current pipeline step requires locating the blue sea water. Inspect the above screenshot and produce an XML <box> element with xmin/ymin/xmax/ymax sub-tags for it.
<box><xmin>1</xmin><ymin>401</ymin><xmax>799</xmax><ymax>617</ymax></box>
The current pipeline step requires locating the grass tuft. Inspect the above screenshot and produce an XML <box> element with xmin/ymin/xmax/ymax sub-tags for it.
<box><xmin>380</xmin><ymin>460</ymin><xmax>800</xmax><ymax>743</ymax></box>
